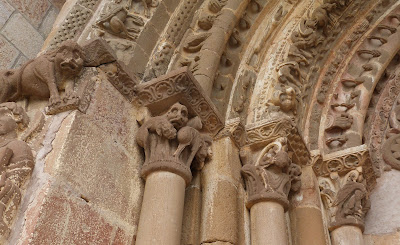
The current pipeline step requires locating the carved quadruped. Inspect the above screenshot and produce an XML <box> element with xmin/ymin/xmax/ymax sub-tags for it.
<box><xmin>136</xmin><ymin>67</ymin><xmax>224</xmax><ymax>136</ymax></box>
<box><xmin>0</xmin><ymin>41</ymin><xmax>84</xmax><ymax>113</ymax></box>
<box><xmin>0</xmin><ymin>39</ymin><xmax>118</xmax><ymax>116</ymax></box>
<box><xmin>241</xmin><ymin>137</ymin><xmax>301</xmax><ymax>210</ymax></box>
<box><xmin>136</xmin><ymin>103</ymin><xmax>212</xmax><ymax>185</ymax></box>
<box><xmin>214</xmin><ymin>118</ymin><xmax>246</xmax><ymax>147</ymax></box>
<box><xmin>245</xmin><ymin>116</ymin><xmax>311</xmax><ymax>166</ymax></box>
<box><xmin>0</xmin><ymin>103</ymin><xmax>34</xmax><ymax>239</ymax></box>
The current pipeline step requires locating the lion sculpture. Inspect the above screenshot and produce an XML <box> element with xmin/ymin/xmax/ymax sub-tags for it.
<box><xmin>0</xmin><ymin>40</ymin><xmax>85</xmax><ymax>107</ymax></box>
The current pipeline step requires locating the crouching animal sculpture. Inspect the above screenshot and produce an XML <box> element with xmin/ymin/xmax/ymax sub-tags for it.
<box><xmin>0</xmin><ymin>41</ymin><xmax>85</xmax><ymax>108</ymax></box>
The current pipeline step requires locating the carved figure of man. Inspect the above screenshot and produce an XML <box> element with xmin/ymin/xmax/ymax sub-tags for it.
<box><xmin>332</xmin><ymin>180</ymin><xmax>370</xmax><ymax>225</ymax></box>
<box><xmin>258</xmin><ymin>138</ymin><xmax>301</xmax><ymax>198</ymax></box>
<box><xmin>0</xmin><ymin>105</ymin><xmax>33</xmax><ymax>234</ymax></box>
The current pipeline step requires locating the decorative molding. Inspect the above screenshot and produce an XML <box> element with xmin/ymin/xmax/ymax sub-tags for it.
<box><xmin>136</xmin><ymin>67</ymin><xmax>224</xmax><ymax>136</ymax></box>
<box><xmin>313</xmin><ymin>144</ymin><xmax>376</xmax><ymax>192</ymax></box>
<box><xmin>49</xmin><ymin>0</ymin><xmax>101</xmax><ymax>49</ymax></box>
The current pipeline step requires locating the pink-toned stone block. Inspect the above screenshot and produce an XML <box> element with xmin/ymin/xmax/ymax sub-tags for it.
<box><xmin>49</xmin><ymin>0</ymin><xmax>66</xmax><ymax>10</ymax></box>
<box><xmin>7</xmin><ymin>0</ymin><xmax>50</xmax><ymax>28</ymax></box>
<box><xmin>27</xmin><ymin>183</ymin><xmax>114</xmax><ymax>245</ymax></box>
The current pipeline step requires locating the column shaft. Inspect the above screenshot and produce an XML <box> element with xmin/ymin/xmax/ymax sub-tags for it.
<box><xmin>331</xmin><ymin>226</ymin><xmax>364</xmax><ymax>245</ymax></box>
<box><xmin>136</xmin><ymin>171</ymin><xmax>186</xmax><ymax>245</ymax></box>
<box><xmin>290</xmin><ymin>166</ymin><xmax>328</xmax><ymax>245</ymax></box>
<box><xmin>250</xmin><ymin>202</ymin><xmax>288</xmax><ymax>245</ymax></box>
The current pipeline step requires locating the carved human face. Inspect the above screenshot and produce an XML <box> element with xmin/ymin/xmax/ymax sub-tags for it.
<box><xmin>166</xmin><ymin>103</ymin><xmax>189</xmax><ymax>129</ymax></box>
<box><xmin>55</xmin><ymin>43</ymin><xmax>85</xmax><ymax>78</ymax></box>
<box><xmin>274</xmin><ymin>150</ymin><xmax>290</xmax><ymax>169</ymax></box>
<box><xmin>279</xmin><ymin>88</ymin><xmax>296</xmax><ymax>112</ymax></box>
<box><xmin>0</xmin><ymin>115</ymin><xmax>17</xmax><ymax>136</ymax></box>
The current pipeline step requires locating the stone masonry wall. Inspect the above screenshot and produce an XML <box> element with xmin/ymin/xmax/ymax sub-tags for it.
<box><xmin>0</xmin><ymin>0</ymin><xmax>65</xmax><ymax>69</ymax></box>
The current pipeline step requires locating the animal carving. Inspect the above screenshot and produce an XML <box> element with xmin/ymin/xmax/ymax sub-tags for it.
<box><xmin>174</xmin><ymin>116</ymin><xmax>212</xmax><ymax>169</ymax></box>
<box><xmin>0</xmin><ymin>41</ymin><xmax>85</xmax><ymax>107</ymax></box>
<box><xmin>136</xmin><ymin>102</ymin><xmax>189</xmax><ymax>158</ymax></box>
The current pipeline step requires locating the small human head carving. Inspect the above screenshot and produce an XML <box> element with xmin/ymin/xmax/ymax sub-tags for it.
<box><xmin>166</xmin><ymin>102</ymin><xmax>189</xmax><ymax>129</ymax></box>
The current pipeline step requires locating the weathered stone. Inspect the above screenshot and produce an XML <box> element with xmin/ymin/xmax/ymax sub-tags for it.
<box><xmin>45</xmin><ymin>112</ymin><xmax>144</xmax><ymax>225</ymax></box>
<box><xmin>201</xmin><ymin>179</ymin><xmax>238</xmax><ymax>244</ymax></box>
<box><xmin>0</xmin><ymin>0</ymin><xmax>14</xmax><ymax>29</ymax></box>
<box><xmin>7</xmin><ymin>0</ymin><xmax>50</xmax><ymax>28</ymax></box>
<box><xmin>23</xmin><ymin>181</ymin><xmax>134</xmax><ymax>245</ymax></box>
<box><xmin>0</xmin><ymin>35</ymin><xmax>19</xmax><ymax>69</ymax></box>
<box><xmin>1</xmin><ymin>13</ymin><xmax>44</xmax><ymax>59</ymax></box>
<box><xmin>39</xmin><ymin>6</ymin><xmax>58</xmax><ymax>38</ymax></box>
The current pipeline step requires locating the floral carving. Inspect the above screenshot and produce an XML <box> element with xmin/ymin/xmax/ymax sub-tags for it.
<box><xmin>241</xmin><ymin>138</ymin><xmax>301</xmax><ymax>210</ymax></box>
<box><xmin>136</xmin><ymin>103</ymin><xmax>212</xmax><ymax>184</ymax></box>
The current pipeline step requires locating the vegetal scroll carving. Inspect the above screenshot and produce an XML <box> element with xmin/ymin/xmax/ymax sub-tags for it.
<box><xmin>241</xmin><ymin>137</ymin><xmax>301</xmax><ymax>209</ymax></box>
<box><xmin>0</xmin><ymin>103</ymin><xmax>34</xmax><ymax>238</ymax></box>
<box><xmin>136</xmin><ymin>103</ymin><xmax>212</xmax><ymax>184</ymax></box>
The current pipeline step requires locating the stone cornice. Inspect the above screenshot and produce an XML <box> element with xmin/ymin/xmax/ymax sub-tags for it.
<box><xmin>136</xmin><ymin>67</ymin><xmax>224</xmax><ymax>136</ymax></box>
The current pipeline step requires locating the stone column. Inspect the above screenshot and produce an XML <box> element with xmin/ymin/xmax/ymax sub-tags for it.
<box><xmin>250</xmin><ymin>201</ymin><xmax>287</xmax><ymax>245</ymax></box>
<box><xmin>290</xmin><ymin>166</ymin><xmax>328</xmax><ymax>245</ymax></box>
<box><xmin>241</xmin><ymin>137</ymin><xmax>302</xmax><ymax>245</ymax></box>
<box><xmin>331</xmin><ymin>226</ymin><xmax>364</xmax><ymax>245</ymax></box>
<box><xmin>135</xmin><ymin>103</ymin><xmax>213</xmax><ymax>245</ymax></box>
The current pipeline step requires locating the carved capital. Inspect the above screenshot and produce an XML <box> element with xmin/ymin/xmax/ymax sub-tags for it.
<box><xmin>135</xmin><ymin>67</ymin><xmax>224</xmax><ymax>136</ymax></box>
<box><xmin>241</xmin><ymin>138</ymin><xmax>301</xmax><ymax>210</ymax></box>
<box><xmin>214</xmin><ymin>118</ymin><xmax>246</xmax><ymax>147</ymax></box>
<box><xmin>136</xmin><ymin>103</ymin><xmax>212</xmax><ymax>185</ymax></box>
<box><xmin>315</xmin><ymin>145</ymin><xmax>376</xmax><ymax>231</ymax></box>
<box><xmin>319</xmin><ymin>171</ymin><xmax>370</xmax><ymax>232</ymax></box>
